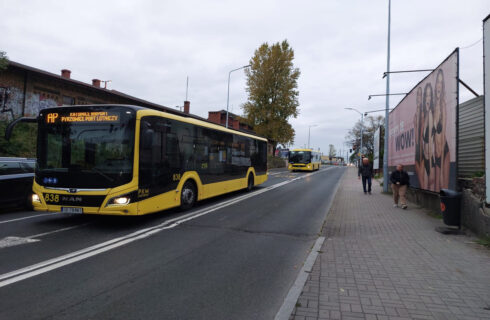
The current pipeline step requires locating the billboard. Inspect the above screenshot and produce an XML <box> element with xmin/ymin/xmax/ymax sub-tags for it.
<box><xmin>484</xmin><ymin>15</ymin><xmax>490</xmax><ymax>204</ymax></box>
<box><xmin>388</xmin><ymin>49</ymin><xmax>458</xmax><ymax>192</ymax></box>
<box><xmin>373</xmin><ymin>127</ymin><xmax>380</xmax><ymax>170</ymax></box>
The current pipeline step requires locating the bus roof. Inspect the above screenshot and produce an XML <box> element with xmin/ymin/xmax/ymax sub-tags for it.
<box><xmin>41</xmin><ymin>104</ymin><xmax>268</xmax><ymax>142</ymax></box>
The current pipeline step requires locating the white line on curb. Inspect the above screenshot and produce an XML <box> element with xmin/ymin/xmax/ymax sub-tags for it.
<box><xmin>274</xmin><ymin>237</ymin><xmax>326</xmax><ymax>320</ymax></box>
<box><xmin>0</xmin><ymin>167</ymin><xmax>334</xmax><ymax>288</ymax></box>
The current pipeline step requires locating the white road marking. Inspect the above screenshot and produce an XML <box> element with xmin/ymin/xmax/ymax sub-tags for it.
<box><xmin>275</xmin><ymin>237</ymin><xmax>326</xmax><ymax>320</ymax></box>
<box><xmin>0</xmin><ymin>213</ymin><xmax>54</xmax><ymax>225</ymax></box>
<box><xmin>28</xmin><ymin>223</ymin><xmax>91</xmax><ymax>239</ymax></box>
<box><xmin>0</xmin><ymin>237</ymin><xmax>40</xmax><ymax>249</ymax></box>
<box><xmin>0</xmin><ymin>223</ymin><xmax>91</xmax><ymax>250</ymax></box>
<box><xmin>0</xmin><ymin>167</ymin><xmax>335</xmax><ymax>288</ymax></box>
<box><xmin>268</xmin><ymin>172</ymin><xmax>284</xmax><ymax>176</ymax></box>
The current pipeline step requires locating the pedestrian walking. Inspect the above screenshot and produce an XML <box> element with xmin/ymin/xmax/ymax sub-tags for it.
<box><xmin>390</xmin><ymin>164</ymin><xmax>410</xmax><ymax>209</ymax></box>
<box><xmin>358</xmin><ymin>157</ymin><xmax>373</xmax><ymax>194</ymax></box>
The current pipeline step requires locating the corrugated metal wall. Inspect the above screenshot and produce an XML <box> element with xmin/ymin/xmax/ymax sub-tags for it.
<box><xmin>458</xmin><ymin>96</ymin><xmax>484</xmax><ymax>177</ymax></box>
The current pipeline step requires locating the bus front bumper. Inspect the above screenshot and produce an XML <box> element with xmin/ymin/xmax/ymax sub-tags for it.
<box><xmin>288</xmin><ymin>163</ymin><xmax>312</xmax><ymax>171</ymax></box>
<box><xmin>33</xmin><ymin>202</ymin><xmax>139</xmax><ymax>216</ymax></box>
<box><xmin>31</xmin><ymin>183</ymin><xmax>140</xmax><ymax>215</ymax></box>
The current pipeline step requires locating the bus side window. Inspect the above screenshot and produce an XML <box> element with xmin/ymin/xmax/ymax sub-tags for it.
<box><xmin>166</xmin><ymin>133</ymin><xmax>180</xmax><ymax>169</ymax></box>
<box><xmin>139</xmin><ymin>117</ymin><xmax>179</xmax><ymax>194</ymax></box>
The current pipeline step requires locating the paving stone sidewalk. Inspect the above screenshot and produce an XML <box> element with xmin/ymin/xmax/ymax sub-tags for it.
<box><xmin>290</xmin><ymin>167</ymin><xmax>490</xmax><ymax>320</ymax></box>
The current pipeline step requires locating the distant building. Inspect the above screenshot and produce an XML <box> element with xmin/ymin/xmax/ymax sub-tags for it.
<box><xmin>0</xmin><ymin>60</ymin><xmax>194</xmax><ymax>120</ymax></box>
<box><xmin>207</xmin><ymin>110</ymin><xmax>254</xmax><ymax>132</ymax></box>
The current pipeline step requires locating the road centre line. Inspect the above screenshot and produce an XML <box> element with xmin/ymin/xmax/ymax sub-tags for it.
<box><xmin>0</xmin><ymin>167</ymin><xmax>334</xmax><ymax>288</ymax></box>
<box><xmin>0</xmin><ymin>213</ymin><xmax>54</xmax><ymax>225</ymax></box>
<box><xmin>28</xmin><ymin>223</ymin><xmax>92</xmax><ymax>239</ymax></box>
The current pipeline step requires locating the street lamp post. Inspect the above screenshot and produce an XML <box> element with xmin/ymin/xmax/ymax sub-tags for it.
<box><xmin>363</xmin><ymin>109</ymin><xmax>392</xmax><ymax>116</ymax></box>
<box><xmin>383</xmin><ymin>0</ymin><xmax>391</xmax><ymax>192</ymax></box>
<box><xmin>226</xmin><ymin>64</ymin><xmax>251</xmax><ymax>128</ymax></box>
<box><xmin>307</xmin><ymin>124</ymin><xmax>317</xmax><ymax>149</ymax></box>
<box><xmin>345</xmin><ymin>107</ymin><xmax>364</xmax><ymax>162</ymax></box>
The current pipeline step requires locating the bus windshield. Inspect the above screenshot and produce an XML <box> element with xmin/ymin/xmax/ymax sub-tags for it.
<box><xmin>289</xmin><ymin>151</ymin><xmax>311</xmax><ymax>164</ymax></box>
<box><xmin>36</xmin><ymin>106</ymin><xmax>135</xmax><ymax>189</ymax></box>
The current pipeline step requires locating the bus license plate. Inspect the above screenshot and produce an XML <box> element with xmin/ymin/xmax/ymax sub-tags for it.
<box><xmin>61</xmin><ymin>207</ymin><xmax>83</xmax><ymax>214</ymax></box>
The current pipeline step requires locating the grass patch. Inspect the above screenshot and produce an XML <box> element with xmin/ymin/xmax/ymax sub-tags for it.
<box><xmin>427</xmin><ymin>211</ymin><xmax>443</xmax><ymax>220</ymax></box>
<box><xmin>475</xmin><ymin>235</ymin><xmax>490</xmax><ymax>248</ymax></box>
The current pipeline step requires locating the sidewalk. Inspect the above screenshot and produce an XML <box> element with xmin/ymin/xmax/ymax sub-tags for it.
<box><xmin>290</xmin><ymin>167</ymin><xmax>490</xmax><ymax>320</ymax></box>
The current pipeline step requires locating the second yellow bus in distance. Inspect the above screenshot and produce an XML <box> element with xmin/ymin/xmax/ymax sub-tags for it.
<box><xmin>288</xmin><ymin>149</ymin><xmax>321</xmax><ymax>172</ymax></box>
<box><xmin>9</xmin><ymin>104</ymin><xmax>268</xmax><ymax>216</ymax></box>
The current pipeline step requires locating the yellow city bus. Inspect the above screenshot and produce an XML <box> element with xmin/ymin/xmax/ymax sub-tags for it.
<box><xmin>7</xmin><ymin>105</ymin><xmax>268</xmax><ymax>215</ymax></box>
<box><xmin>288</xmin><ymin>149</ymin><xmax>321</xmax><ymax>172</ymax></box>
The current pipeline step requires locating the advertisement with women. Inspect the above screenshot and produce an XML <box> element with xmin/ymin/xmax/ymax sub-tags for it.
<box><xmin>388</xmin><ymin>49</ymin><xmax>458</xmax><ymax>192</ymax></box>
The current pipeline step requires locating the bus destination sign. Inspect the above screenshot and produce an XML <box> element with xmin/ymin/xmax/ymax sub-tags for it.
<box><xmin>46</xmin><ymin>111</ymin><xmax>120</xmax><ymax>124</ymax></box>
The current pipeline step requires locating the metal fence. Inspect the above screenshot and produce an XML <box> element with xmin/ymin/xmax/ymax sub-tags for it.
<box><xmin>458</xmin><ymin>96</ymin><xmax>484</xmax><ymax>177</ymax></box>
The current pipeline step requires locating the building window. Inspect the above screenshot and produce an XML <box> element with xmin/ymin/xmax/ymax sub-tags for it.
<box><xmin>62</xmin><ymin>95</ymin><xmax>75</xmax><ymax>105</ymax></box>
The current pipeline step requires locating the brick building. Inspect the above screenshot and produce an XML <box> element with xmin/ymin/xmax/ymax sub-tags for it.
<box><xmin>207</xmin><ymin>110</ymin><xmax>253</xmax><ymax>132</ymax></box>
<box><xmin>206</xmin><ymin>110</ymin><xmax>276</xmax><ymax>154</ymax></box>
<box><xmin>0</xmin><ymin>60</ymin><xmax>193</xmax><ymax>120</ymax></box>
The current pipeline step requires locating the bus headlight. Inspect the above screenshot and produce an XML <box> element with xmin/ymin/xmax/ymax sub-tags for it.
<box><xmin>107</xmin><ymin>193</ymin><xmax>133</xmax><ymax>206</ymax></box>
<box><xmin>113</xmin><ymin>196</ymin><xmax>130</xmax><ymax>205</ymax></box>
<box><xmin>32</xmin><ymin>194</ymin><xmax>40</xmax><ymax>203</ymax></box>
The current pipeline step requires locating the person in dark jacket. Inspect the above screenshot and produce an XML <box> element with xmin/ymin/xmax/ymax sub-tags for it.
<box><xmin>390</xmin><ymin>164</ymin><xmax>410</xmax><ymax>209</ymax></box>
<box><xmin>358</xmin><ymin>157</ymin><xmax>374</xmax><ymax>194</ymax></box>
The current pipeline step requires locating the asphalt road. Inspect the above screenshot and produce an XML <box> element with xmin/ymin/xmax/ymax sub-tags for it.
<box><xmin>0</xmin><ymin>166</ymin><xmax>345</xmax><ymax>320</ymax></box>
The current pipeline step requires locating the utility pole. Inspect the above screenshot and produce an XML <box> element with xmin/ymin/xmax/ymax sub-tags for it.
<box><xmin>382</xmin><ymin>0</ymin><xmax>391</xmax><ymax>193</ymax></box>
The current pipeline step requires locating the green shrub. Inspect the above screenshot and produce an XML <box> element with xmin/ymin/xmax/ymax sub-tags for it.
<box><xmin>268</xmin><ymin>155</ymin><xmax>286</xmax><ymax>169</ymax></box>
<box><xmin>475</xmin><ymin>235</ymin><xmax>490</xmax><ymax>248</ymax></box>
<box><xmin>0</xmin><ymin>120</ymin><xmax>37</xmax><ymax>158</ymax></box>
<box><xmin>472</xmin><ymin>171</ymin><xmax>485</xmax><ymax>178</ymax></box>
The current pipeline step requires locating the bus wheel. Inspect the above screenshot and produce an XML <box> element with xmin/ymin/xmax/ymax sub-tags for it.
<box><xmin>180</xmin><ymin>180</ymin><xmax>196</xmax><ymax>210</ymax></box>
<box><xmin>246</xmin><ymin>175</ymin><xmax>254</xmax><ymax>192</ymax></box>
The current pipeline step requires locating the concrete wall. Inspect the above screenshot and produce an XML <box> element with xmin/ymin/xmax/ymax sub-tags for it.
<box><xmin>405</xmin><ymin>188</ymin><xmax>441</xmax><ymax>213</ymax></box>
<box><xmin>461</xmin><ymin>190</ymin><xmax>490</xmax><ymax>237</ymax></box>
<box><xmin>406</xmin><ymin>182</ymin><xmax>490</xmax><ymax>237</ymax></box>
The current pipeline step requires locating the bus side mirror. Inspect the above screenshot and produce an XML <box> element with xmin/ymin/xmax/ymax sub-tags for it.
<box><xmin>5</xmin><ymin>117</ymin><xmax>37</xmax><ymax>141</ymax></box>
<box><xmin>141</xmin><ymin>129</ymin><xmax>154</xmax><ymax>149</ymax></box>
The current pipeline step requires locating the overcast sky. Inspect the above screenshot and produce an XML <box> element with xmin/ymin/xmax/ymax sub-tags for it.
<box><xmin>2</xmin><ymin>0</ymin><xmax>489</xmax><ymax>156</ymax></box>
